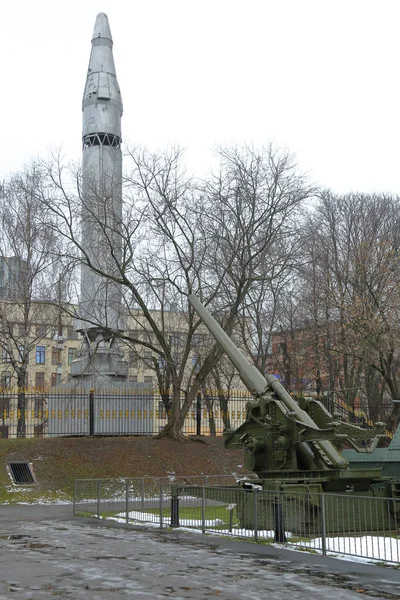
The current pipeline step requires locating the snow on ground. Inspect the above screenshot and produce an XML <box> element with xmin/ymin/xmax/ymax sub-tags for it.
<box><xmin>109</xmin><ymin>509</ymin><xmax>400</xmax><ymax>565</ymax></box>
<box><xmin>0</xmin><ymin>497</ymin><xmax>71</xmax><ymax>505</ymax></box>
<box><xmin>17</xmin><ymin>499</ymin><xmax>71</xmax><ymax>505</ymax></box>
<box><xmin>293</xmin><ymin>534</ymin><xmax>400</xmax><ymax>563</ymax></box>
<box><xmin>116</xmin><ymin>510</ymin><xmax>225</xmax><ymax>527</ymax></box>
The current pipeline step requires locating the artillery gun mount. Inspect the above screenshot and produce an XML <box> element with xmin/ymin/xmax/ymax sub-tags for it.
<box><xmin>223</xmin><ymin>392</ymin><xmax>388</xmax><ymax>493</ymax></box>
<box><xmin>177</xmin><ymin>295</ymin><xmax>400</xmax><ymax>533</ymax></box>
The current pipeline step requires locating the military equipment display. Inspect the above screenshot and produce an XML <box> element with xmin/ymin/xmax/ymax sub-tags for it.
<box><xmin>182</xmin><ymin>294</ymin><xmax>400</xmax><ymax>532</ymax></box>
<box><xmin>343</xmin><ymin>422</ymin><xmax>400</xmax><ymax>478</ymax></box>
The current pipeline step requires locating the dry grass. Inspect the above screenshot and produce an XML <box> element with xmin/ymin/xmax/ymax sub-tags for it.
<box><xmin>0</xmin><ymin>435</ymin><xmax>248</xmax><ymax>503</ymax></box>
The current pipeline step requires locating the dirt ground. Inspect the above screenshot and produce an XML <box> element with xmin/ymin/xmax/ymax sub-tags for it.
<box><xmin>0</xmin><ymin>435</ymin><xmax>249</xmax><ymax>499</ymax></box>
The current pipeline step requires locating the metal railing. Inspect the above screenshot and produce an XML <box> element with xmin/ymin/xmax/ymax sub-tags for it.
<box><xmin>0</xmin><ymin>389</ymin><xmax>394</xmax><ymax>439</ymax></box>
<box><xmin>0</xmin><ymin>390</ymin><xmax>249</xmax><ymax>438</ymax></box>
<box><xmin>73</xmin><ymin>476</ymin><xmax>400</xmax><ymax>564</ymax></box>
<box><xmin>73</xmin><ymin>475</ymin><xmax>245</xmax><ymax>528</ymax></box>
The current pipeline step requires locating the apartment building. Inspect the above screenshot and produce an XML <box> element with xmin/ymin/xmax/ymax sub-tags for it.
<box><xmin>0</xmin><ymin>302</ymin><xmax>251</xmax><ymax>438</ymax></box>
<box><xmin>0</xmin><ymin>305</ymin><xmax>226</xmax><ymax>391</ymax></box>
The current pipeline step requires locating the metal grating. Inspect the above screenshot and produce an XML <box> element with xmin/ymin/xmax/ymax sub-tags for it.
<box><xmin>8</xmin><ymin>462</ymin><xmax>35</xmax><ymax>485</ymax></box>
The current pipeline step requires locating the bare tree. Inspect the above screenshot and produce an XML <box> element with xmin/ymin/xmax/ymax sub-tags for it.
<box><xmin>299</xmin><ymin>191</ymin><xmax>400</xmax><ymax>424</ymax></box>
<box><xmin>203</xmin><ymin>359</ymin><xmax>239</xmax><ymax>432</ymax></box>
<box><xmin>39</xmin><ymin>144</ymin><xmax>313</xmax><ymax>439</ymax></box>
<box><xmin>0</xmin><ymin>165</ymin><xmax>64</xmax><ymax>436</ymax></box>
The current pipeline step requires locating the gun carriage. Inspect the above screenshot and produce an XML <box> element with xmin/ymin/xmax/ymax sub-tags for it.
<box><xmin>179</xmin><ymin>295</ymin><xmax>400</xmax><ymax>532</ymax></box>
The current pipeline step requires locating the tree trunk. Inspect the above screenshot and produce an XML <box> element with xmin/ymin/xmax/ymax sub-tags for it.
<box><xmin>17</xmin><ymin>390</ymin><xmax>26</xmax><ymax>438</ymax></box>
<box><xmin>161</xmin><ymin>390</ymin><xmax>171</xmax><ymax>414</ymax></box>
<box><xmin>204</xmin><ymin>394</ymin><xmax>216</xmax><ymax>436</ymax></box>
<box><xmin>157</xmin><ymin>387</ymin><xmax>188</xmax><ymax>441</ymax></box>
<box><xmin>218</xmin><ymin>392</ymin><xmax>231</xmax><ymax>430</ymax></box>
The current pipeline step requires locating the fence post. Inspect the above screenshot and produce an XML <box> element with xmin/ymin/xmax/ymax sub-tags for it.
<box><xmin>196</xmin><ymin>392</ymin><xmax>202</xmax><ymax>435</ymax></box>
<box><xmin>202</xmin><ymin>486</ymin><xmax>206</xmax><ymax>534</ymax></box>
<box><xmin>125</xmin><ymin>479</ymin><xmax>130</xmax><ymax>524</ymax></box>
<box><xmin>228</xmin><ymin>504</ymin><xmax>234</xmax><ymax>533</ymax></box>
<box><xmin>160</xmin><ymin>484</ymin><xmax>164</xmax><ymax>529</ymax></box>
<box><xmin>89</xmin><ymin>389</ymin><xmax>95</xmax><ymax>436</ymax></box>
<box><xmin>141</xmin><ymin>477</ymin><xmax>145</xmax><ymax>510</ymax></box>
<box><xmin>253</xmin><ymin>490</ymin><xmax>258</xmax><ymax>541</ymax></box>
<box><xmin>73</xmin><ymin>480</ymin><xmax>77</xmax><ymax>515</ymax></box>
<box><xmin>170</xmin><ymin>486</ymin><xmax>180</xmax><ymax>527</ymax></box>
<box><xmin>96</xmin><ymin>479</ymin><xmax>101</xmax><ymax>519</ymax></box>
<box><xmin>320</xmin><ymin>493</ymin><xmax>327</xmax><ymax>555</ymax></box>
<box><xmin>273</xmin><ymin>493</ymin><xmax>287</xmax><ymax>543</ymax></box>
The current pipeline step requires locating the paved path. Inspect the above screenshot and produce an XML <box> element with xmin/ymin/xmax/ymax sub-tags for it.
<box><xmin>0</xmin><ymin>504</ymin><xmax>399</xmax><ymax>599</ymax></box>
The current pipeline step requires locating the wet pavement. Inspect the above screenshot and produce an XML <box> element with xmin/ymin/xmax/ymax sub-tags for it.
<box><xmin>0</xmin><ymin>504</ymin><xmax>400</xmax><ymax>599</ymax></box>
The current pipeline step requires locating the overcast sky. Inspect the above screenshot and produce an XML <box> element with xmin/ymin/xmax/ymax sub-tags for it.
<box><xmin>1</xmin><ymin>0</ymin><xmax>399</xmax><ymax>193</ymax></box>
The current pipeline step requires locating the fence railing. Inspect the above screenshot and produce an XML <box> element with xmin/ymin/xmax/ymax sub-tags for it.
<box><xmin>0</xmin><ymin>388</ymin><xmax>394</xmax><ymax>439</ymax></box>
<box><xmin>73</xmin><ymin>476</ymin><xmax>400</xmax><ymax>564</ymax></box>
<box><xmin>0</xmin><ymin>390</ymin><xmax>250</xmax><ymax>438</ymax></box>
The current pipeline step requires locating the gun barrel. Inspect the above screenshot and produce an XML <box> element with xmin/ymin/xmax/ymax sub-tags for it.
<box><xmin>188</xmin><ymin>294</ymin><xmax>269</xmax><ymax>395</ymax></box>
<box><xmin>188</xmin><ymin>294</ymin><xmax>348</xmax><ymax>470</ymax></box>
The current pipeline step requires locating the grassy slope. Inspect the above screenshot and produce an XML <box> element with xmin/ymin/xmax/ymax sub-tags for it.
<box><xmin>0</xmin><ymin>435</ymin><xmax>247</xmax><ymax>504</ymax></box>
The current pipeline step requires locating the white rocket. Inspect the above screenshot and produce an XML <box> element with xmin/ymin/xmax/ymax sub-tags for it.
<box><xmin>72</xmin><ymin>13</ymin><xmax>127</xmax><ymax>379</ymax></box>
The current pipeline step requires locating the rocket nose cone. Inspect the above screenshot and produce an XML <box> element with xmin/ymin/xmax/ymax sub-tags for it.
<box><xmin>92</xmin><ymin>12</ymin><xmax>113</xmax><ymax>42</ymax></box>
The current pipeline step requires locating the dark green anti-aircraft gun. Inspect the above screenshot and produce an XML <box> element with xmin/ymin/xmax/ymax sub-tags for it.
<box><xmin>343</xmin><ymin>425</ymin><xmax>400</xmax><ymax>478</ymax></box>
<box><xmin>186</xmin><ymin>295</ymin><xmax>400</xmax><ymax>532</ymax></box>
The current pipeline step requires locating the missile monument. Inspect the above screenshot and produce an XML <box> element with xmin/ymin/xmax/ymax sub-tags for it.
<box><xmin>71</xmin><ymin>13</ymin><xmax>128</xmax><ymax>383</ymax></box>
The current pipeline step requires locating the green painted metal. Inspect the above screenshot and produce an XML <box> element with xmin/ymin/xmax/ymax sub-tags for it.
<box><xmin>343</xmin><ymin>423</ymin><xmax>400</xmax><ymax>477</ymax></box>
<box><xmin>188</xmin><ymin>295</ymin><xmax>388</xmax><ymax>489</ymax></box>
<box><xmin>187</xmin><ymin>294</ymin><xmax>400</xmax><ymax>531</ymax></box>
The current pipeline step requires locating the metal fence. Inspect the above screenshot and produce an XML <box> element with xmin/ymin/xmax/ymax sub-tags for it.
<box><xmin>73</xmin><ymin>476</ymin><xmax>400</xmax><ymax>564</ymax></box>
<box><xmin>0</xmin><ymin>388</ymin><xmax>394</xmax><ymax>439</ymax></box>
<box><xmin>0</xmin><ymin>389</ymin><xmax>250</xmax><ymax>438</ymax></box>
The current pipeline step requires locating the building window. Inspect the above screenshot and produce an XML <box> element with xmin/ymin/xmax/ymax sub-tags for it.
<box><xmin>143</xmin><ymin>350</ymin><xmax>152</xmax><ymax>363</ymax></box>
<box><xmin>128</xmin><ymin>375</ymin><xmax>138</xmax><ymax>383</ymax></box>
<box><xmin>144</xmin><ymin>376</ymin><xmax>153</xmax><ymax>384</ymax></box>
<box><xmin>169</xmin><ymin>333</ymin><xmax>184</xmax><ymax>348</ymax></box>
<box><xmin>68</xmin><ymin>348</ymin><xmax>77</xmax><ymax>365</ymax></box>
<box><xmin>51</xmin><ymin>373</ymin><xmax>58</xmax><ymax>387</ymax></box>
<box><xmin>36</xmin><ymin>346</ymin><xmax>45</xmax><ymax>364</ymax></box>
<box><xmin>2</xmin><ymin>348</ymin><xmax>11</xmax><ymax>363</ymax></box>
<box><xmin>52</xmin><ymin>348</ymin><xmax>60</xmax><ymax>366</ymax></box>
<box><xmin>18</xmin><ymin>324</ymin><xmax>26</xmax><ymax>337</ymax></box>
<box><xmin>18</xmin><ymin>345</ymin><xmax>25</xmax><ymax>362</ymax></box>
<box><xmin>0</xmin><ymin>394</ymin><xmax>10</xmax><ymax>413</ymax></box>
<box><xmin>1</xmin><ymin>371</ymin><xmax>11</xmax><ymax>389</ymax></box>
<box><xmin>35</xmin><ymin>372</ymin><xmax>45</xmax><ymax>390</ymax></box>
<box><xmin>36</xmin><ymin>325</ymin><xmax>47</xmax><ymax>338</ymax></box>
<box><xmin>129</xmin><ymin>351</ymin><xmax>138</xmax><ymax>368</ymax></box>
<box><xmin>67</xmin><ymin>327</ymin><xmax>79</xmax><ymax>340</ymax></box>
